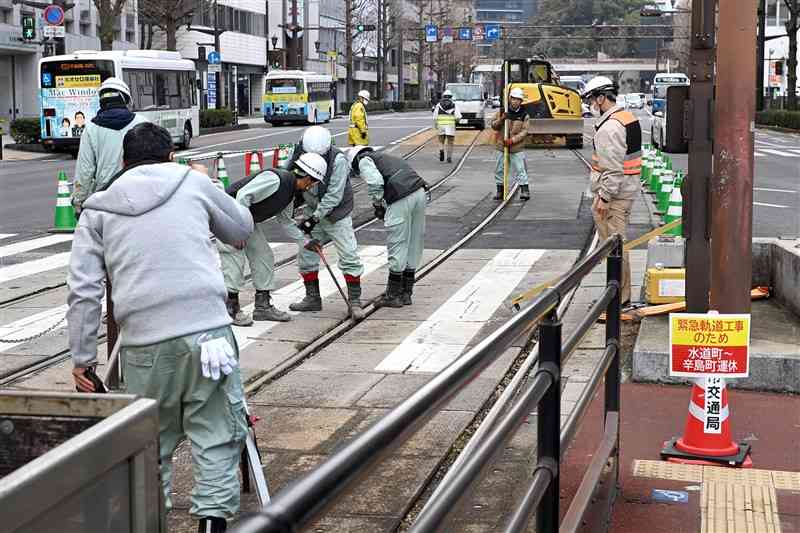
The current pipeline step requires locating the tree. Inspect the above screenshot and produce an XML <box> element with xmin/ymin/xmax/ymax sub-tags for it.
<box><xmin>784</xmin><ymin>0</ymin><xmax>798</xmax><ymax>110</ymax></box>
<box><xmin>93</xmin><ymin>0</ymin><xmax>127</xmax><ymax>51</ymax></box>
<box><xmin>138</xmin><ymin>0</ymin><xmax>198</xmax><ymax>51</ymax></box>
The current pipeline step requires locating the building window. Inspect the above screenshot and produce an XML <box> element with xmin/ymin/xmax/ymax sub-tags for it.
<box><xmin>766</xmin><ymin>0</ymin><xmax>778</xmax><ymax>26</ymax></box>
<box><xmin>126</xmin><ymin>14</ymin><xmax>135</xmax><ymax>42</ymax></box>
<box><xmin>0</xmin><ymin>6</ymin><xmax>13</xmax><ymax>24</ymax></box>
<box><xmin>390</xmin><ymin>49</ymin><xmax>396</xmax><ymax>67</ymax></box>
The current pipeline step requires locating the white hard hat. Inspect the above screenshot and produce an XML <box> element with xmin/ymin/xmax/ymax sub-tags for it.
<box><xmin>346</xmin><ymin>146</ymin><xmax>374</xmax><ymax>170</ymax></box>
<box><xmin>358</xmin><ymin>90</ymin><xmax>371</xmax><ymax>102</ymax></box>
<box><xmin>442</xmin><ymin>90</ymin><xmax>453</xmax><ymax>98</ymax></box>
<box><xmin>98</xmin><ymin>77</ymin><xmax>131</xmax><ymax>103</ymax></box>
<box><xmin>295</xmin><ymin>152</ymin><xmax>327</xmax><ymax>182</ymax></box>
<box><xmin>581</xmin><ymin>76</ymin><xmax>617</xmax><ymax>99</ymax></box>
<box><xmin>301</xmin><ymin>126</ymin><xmax>332</xmax><ymax>155</ymax></box>
<box><xmin>509</xmin><ymin>87</ymin><xmax>525</xmax><ymax>100</ymax></box>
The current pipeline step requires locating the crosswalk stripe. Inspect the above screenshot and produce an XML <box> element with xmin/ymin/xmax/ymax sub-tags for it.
<box><xmin>374</xmin><ymin>249</ymin><xmax>546</xmax><ymax>374</ymax></box>
<box><xmin>0</xmin><ymin>305</ymin><xmax>69</xmax><ymax>354</ymax></box>
<box><xmin>0</xmin><ymin>234</ymin><xmax>17</xmax><ymax>241</ymax></box>
<box><xmin>0</xmin><ymin>234</ymin><xmax>73</xmax><ymax>259</ymax></box>
<box><xmin>233</xmin><ymin>245</ymin><xmax>388</xmax><ymax>352</ymax></box>
<box><xmin>754</xmin><ymin>201</ymin><xmax>789</xmax><ymax>209</ymax></box>
<box><xmin>759</xmin><ymin>148</ymin><xmax>800</xmax><ymax>158</ymax></box>
<box><xmin>754</xmin><ymin>151</ymin><xmax>766</xmax><ymax>157</ymax></box>
<box><xmin>0</xmin><ymin>252</ymin><xmax>71</xmax><ymax>285</ymax></box>
<box><xmin>754</xmin><ymin>187</ymin><xmax>797</xmax><ymax>194</ymax></box>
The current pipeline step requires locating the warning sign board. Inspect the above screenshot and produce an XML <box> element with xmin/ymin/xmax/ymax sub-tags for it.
<box><xmin>669</xmin><ymin>313</ymin><xmax>750</xmax><ymax>378</ymax></box>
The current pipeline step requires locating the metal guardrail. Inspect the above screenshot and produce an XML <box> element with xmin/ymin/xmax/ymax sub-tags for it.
<box><xmin>0</xmin><ymin>391</ymin><xmax>161</xmax><ymax>533</ymax></box>
<box><xmin>231</xmin><ymin>235</ymin><xmax>624</xmax><ymax>533</ymax></box>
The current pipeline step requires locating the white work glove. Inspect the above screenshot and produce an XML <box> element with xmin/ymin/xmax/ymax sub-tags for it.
<box><xmin>199</xmin><ymin>337</ymin><xmax>237</xmax><ymax>380</ymax></box>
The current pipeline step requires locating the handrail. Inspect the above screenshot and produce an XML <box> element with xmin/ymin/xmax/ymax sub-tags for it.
<box><xmin>230</xmin><ymin>234</ymin><xmax>624</xmax><ymax>533</ymax></box>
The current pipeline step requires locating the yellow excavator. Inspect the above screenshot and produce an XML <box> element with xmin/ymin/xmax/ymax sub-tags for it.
<box><xmin>502</xmin><ymin>58</ymin><xmax>585</xmax><ymax>148</ymax></box>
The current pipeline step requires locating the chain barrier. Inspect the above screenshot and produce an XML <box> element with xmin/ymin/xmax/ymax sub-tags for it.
<box><xmin>0</xmin><ymin>315</ymin><xmax>67</xmax><ymax>344</ymax></box>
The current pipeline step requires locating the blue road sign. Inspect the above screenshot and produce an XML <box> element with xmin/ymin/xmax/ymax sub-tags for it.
<box><xmin>458</xmin><ymin>27</ymin><xmax>472</xmax><ymax>41</ymax></box>
<box><xmin>651</xmin><ymin>489</ymin><xmax>689</xmax><ymax>504</ymax></box>
<box><xmin>207</xmin><ymin>50</ymin><xmax>221</xmax><ymax>64</ymax></box>
<box><xmin>485</xmin><ymin>23</ymin><xmax>500</xmax><ymax>41</ymax></box>
<box><xmin>425</xmin><ymin>24</ymin><xmax>437</xmax><ymax>42</ymax></box>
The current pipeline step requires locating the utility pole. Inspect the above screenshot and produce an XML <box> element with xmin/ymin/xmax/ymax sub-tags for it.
<box><xmin>683</xmin><ymin>0</ymin><xmax>714</xmax><ymax>312</ymax></box>
<box><xmin>710</xmin><ymin>0</ymin><xmax>757</xmax><ymax>313</ymax></box>
<box><xmin>377</xmin><ymin>0</ymin><xmax>383</xmax><ymax>100</ymax></box>
<box><xmin>398</xmin><ymin>5</ymin><xmax>404</xmax><ymax>101</ymax></box>
<box><xmin>345</xmin><ymin>0</ymin><xmax>353</xmax><ymax>102</ymax></box>
<box><xmin>288</xmin><ymin>0</ymin><xmax>299</xmax><ymax>68</ymax></box>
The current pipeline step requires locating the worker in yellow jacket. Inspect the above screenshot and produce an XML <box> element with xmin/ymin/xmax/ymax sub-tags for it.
<box><xmin>348</xmin><ymin>90</ymin><xmax>370</xmax><ymax>146</ymax></box>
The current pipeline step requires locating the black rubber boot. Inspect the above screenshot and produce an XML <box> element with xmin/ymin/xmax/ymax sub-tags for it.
<box><xmin>198</xmin><ymin>516</ymin><xmax>227</xmax><ymax>533</ymax></box>
<box><xmin>253</xmin><ymin>290</ymin><xmax>291</xmax><ymax>322</ymax></box>
<box><xmin>379</xmin><ymin>272</ymin><xmax>404</xmax><ymax>308</ymax></box>
<box><xmin>493</xmin><ymin>184</ymin><xmax>504</xmax><ymax>200</ymax></box>
<box><xmin>346</xmin><ymin>279</ymin><xmax>365</xmax><ymax>319</ymax></box>
<box><xmin>289</xmin><ymin>279</ymin><xmax>322</xmax><ymax>312</ymax></box>
<box><xmin>401</xmin><ymin>269</ymin><xmax>415</xmax><ymax>305</ymax></box>
<box><xmin>446</xmin><ymin>155</ymin><xmax>452</xmax><ymax>163</ymax></box>
<box><xmin>226</xmin><ymin>292</ymin><xmax>253</xmax><ymax>327</ymax></box>
<box><xmin>520</xmin><ymin>184</ymin><xmax>531</xmax><ymax>201</ymax></box>
<box><xmin>439</xmin><ymin>149</ymin><xmax>444</xmax><ymax>162</ymax></box>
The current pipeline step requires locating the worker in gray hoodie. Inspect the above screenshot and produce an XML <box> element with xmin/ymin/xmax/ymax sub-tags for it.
<box><xmin>72</xmin><ymin>77</ymin><xmax>148</xmax><ymax>213</ymax></box>
<box><xmin>67</xmin><ymin>122</ymin><xmax>254</xmax><ymax>533</ymax></box>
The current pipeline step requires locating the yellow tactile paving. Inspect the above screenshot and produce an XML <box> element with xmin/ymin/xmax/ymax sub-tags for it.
<box><xmin>633</xmin><ymin>459</ymin><xmax>704</xmax><ymax>482</ymax></box>
<box><xmin>701</xmin><ymin>482</ymin><xmax>782</xmax><ymax>533</ymax></box>
<box><xmin>634</xmin><ymin>459</ymin><xmax>794</xmax><ymax>533</ymax></box>
<box><xmin>771</xmin><ymin>470</ymin><xmax>800</xmax><ymax>491</ymax></box>
<box><xmin>704</xmin><ymin>466</ymin><xmax>775</xmax><ymax>486</ymax></box>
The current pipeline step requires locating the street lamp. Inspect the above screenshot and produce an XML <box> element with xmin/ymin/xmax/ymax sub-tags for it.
<box><xmin>315</xmin><ymin>40</ymin><xmax>321</xmax><ymax>53</ymax></box>
<box><xmin>271</xmin><ymin>35</ymin><xmax>278</xmax><ymax>49</ymax></box>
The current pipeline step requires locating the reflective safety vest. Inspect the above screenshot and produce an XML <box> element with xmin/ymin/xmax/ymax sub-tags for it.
<box><xmin>435</xmin><ymin>105</ymin><xmax>457</xmax><ymax>128</ymax></box>
<box><xmin>592</xmin><ymin>109</ymin><xmax>642</xmax><ymax>176</ymax></box>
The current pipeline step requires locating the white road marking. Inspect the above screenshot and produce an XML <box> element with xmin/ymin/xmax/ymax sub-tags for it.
<box><xmin>374</xmin><ymin>249</ymin><xmax>546</xmax><ymax>374</ymax></box>
<box><xmin>178</xmin><ymin>126</ymin><xmax>306</xmax><ymax>153</ymax></box>
<box><xmin>754</xmin><ymin>187</ymin><xmax>797</xmax><ymax>193</ymax></box>
<box><xmin>0</xmin><ymin>252</ymin><xmax>71</xmax><ymax>284</ymax></box>
<box><xmin>754</xmin><ymin>151</ymin><xmax>766</xmax><ymax>157</ymax></box>
<box><xmin>758</xmin><ymin>148</ymin><xmax>800</xmax><ymax>158</ymax></box>
<box><xmin>754</xmin><ymin>201</ymin><xmax>789</xmax><ymax>209</ymax></box>
<box><xmin>0</xmin><ymin>234</ymin><xmax>17</xmax><ymax>241</ymax></box>
<box><xmin>0</xmin><ymin>305</ymin><xmax>69</xmax><ymax>353</ymax></box>
<box><xmin>233</xmin><ymin>245</ymin><xmax>388</xmax><ymax>352</ymax></box>
<box><xmin>0</xmin><ymin>234</ymin><xmax>73</xmax><ymax>259</ymax></box>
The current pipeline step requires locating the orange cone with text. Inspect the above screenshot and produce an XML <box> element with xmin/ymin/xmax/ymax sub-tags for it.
<box><xmin>661</xmin><ymin>377</ymin><xmax>752</xmax><ymax>467</ymax></box>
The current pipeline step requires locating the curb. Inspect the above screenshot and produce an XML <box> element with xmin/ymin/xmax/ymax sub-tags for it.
<box><xmin>755</xmin><ymin>124</ymin><xmax>800</xmax><ymax>135</ymax></box>
<box><xmin>3</xmin><ymin>143</ymin><xmax>49</xmax><ymax>154</ymax></box>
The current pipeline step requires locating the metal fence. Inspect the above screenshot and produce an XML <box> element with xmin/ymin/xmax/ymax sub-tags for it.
<box><xmin>231</xmin><ymin>235</ymin><xmax>625</xmax><ymax>533</ymax></box>
<box><xmin>0</xmin><ymin>392</ymin><xmax>162</xmax><ymax>533</ymax></box>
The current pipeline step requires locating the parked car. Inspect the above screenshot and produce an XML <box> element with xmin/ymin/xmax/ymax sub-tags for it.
<box><xmin>625</xmin><ymin>93</ymin><xmax>644</xmax><ymax>109</ymax></box>
<box><xmin>490</xmin><ymin>95</ymin><xmax>500</xmax><ymax>108</ymax></box>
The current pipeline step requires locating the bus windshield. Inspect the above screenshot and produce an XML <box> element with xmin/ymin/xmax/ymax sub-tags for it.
<box><xmin>39</xmin><ymin>59</ymin><xmax>114</xmax><ymax>140</ymax></box>
<box><xmin>447</xmin><ymin>84</ymin><xmax>483</xmax><ymax>101</ymax></box>
<box><xmin>266</xmin><ymin>78</ymin><xmax>305</xmax><ymax>95</ymax></box>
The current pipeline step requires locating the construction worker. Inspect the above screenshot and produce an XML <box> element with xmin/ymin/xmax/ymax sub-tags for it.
<box><xmin>348</xmin><ymin>146</ymin><xmax>428</xmax><ymax>306</ymax></box>
<box><xmin>348</xmin><ymin>89</ymin><xmax>370</xmax><ymax>146</ymax></box>
<box><xmin>581</xmin><ymin>76</ymin><xmax>642</xmax><ymax>305</ymax></box>
<box><xmin>219</xmin><ymin>153</ymin><xmax>329</xmax><ymax>325</ymax></box>
<box><xmin>72</xmin><ymin>77</ymin><xmax>149</xmax><ymax>213</ymax></box>
<box><xmin>433</xmin><ymin>90</ymin><xmax>462</xmax><ymax>163</ymax></box>
<box><xmin>283</xmin><ymin>126</ymin><xmax>365</xmax><ymax>314</ymax></box>
<box><xmin>67</xmin><ymin>123</ymin><xmax>254</xmax><ymax>533</ymax></box>
<box><xmin>490</xmin><ymin>87</ymin><xmax>530</xmax><ymax>201</ymax></box>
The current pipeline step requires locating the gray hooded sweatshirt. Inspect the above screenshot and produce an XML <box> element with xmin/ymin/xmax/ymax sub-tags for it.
<box><xmin>67</xmin><ymin>162</ymin><xmax>254</xmax><ymax>367</ymax></box>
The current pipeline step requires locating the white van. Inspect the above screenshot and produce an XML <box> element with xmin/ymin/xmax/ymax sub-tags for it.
<box><xmin>445</xmin><ymin>83</ymin><xmax>486</xmax><ymax>129</ymax></box>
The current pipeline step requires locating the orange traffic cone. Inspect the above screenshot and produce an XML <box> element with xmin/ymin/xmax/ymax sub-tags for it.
<box><xmin>661</xmin><ymin>377</ymin><xmax>752</xmax><ymax>467</ymax></box>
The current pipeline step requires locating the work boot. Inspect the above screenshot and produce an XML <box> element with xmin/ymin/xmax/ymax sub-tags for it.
<box><xmin>198</xmin><ymin>516</ymin><xmax>226</xmax><ymax>533</ymax></box>
<box><xmin>289</xmin><ymin>278</ymin><xmax>322</xmax><ymax>312</ymax></box>
<box><xmin>346</xmin><ymin>278</ymin><xmax>365</xmax><ymax>320</ymax></box>
<box><xmin>379</xmin><ymin>272</ymin><xmax>404</xmax><ymax>308</ymax></box>
<box><xmin>520</xmin><ymin>184</ymin><xmax>531</xmax><ymax>201</ymax></box>
<box><xmin>253</xmin><ymin>290</ymin><xmax>291</xmax><ymax>322</ymax></box>
<box><xmin>446</xmin><ymin>155</ymin><xmax>452</xmax><ymax>163</ymax></box>
<box><xmin>401</xmin><ymin>269</ymin><xmax>416</xmax><ymax>305</ymax></box>
<box><xmin>226</xmin><ymin>292</ymin><xmax>253</xmax><ymax>327</ymax></box>
<box><xmin>493</xmin><ymin>184</ymin><xmax>504</xmax><ymax>200</ymax></box>
<box><xmin>439</xmin><ymin>149</ymin><xmax>444</xmax><ymax>162</ymax></box>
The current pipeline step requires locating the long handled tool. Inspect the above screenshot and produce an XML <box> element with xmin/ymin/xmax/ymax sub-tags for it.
<box><xmin>241</xmin><ymin>399</ymin><xmax>271</xmax><ymax>506</ymax></box>
<box><xmin>307</xmin><ymin>239</ymin><xmax>362</xmax><ymax>319</ymax></box>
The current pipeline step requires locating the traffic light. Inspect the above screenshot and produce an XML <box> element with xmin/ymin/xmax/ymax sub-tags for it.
<box><xmin>355</xmin><ymin>24</ymin><xmax>376</xmax><ymax>33</ymax></box>
<box><xmin>22</xmin><ymin>14</ymin><xmax>36</xmax><ymax>41</ymax></box>
<box><xmin>775</xmin><ymin>61</ymin><xmax>783</xmax><ymax>75</ymax></box>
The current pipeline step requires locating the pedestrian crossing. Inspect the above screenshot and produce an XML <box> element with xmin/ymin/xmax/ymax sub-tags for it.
<box><xmin>754</xmin><ymin>148</ymin><xmax>800</xmax><ymax>158</ymax></box>
<box><xmin>0</xmin><ymin>232</ymin><xmax>563</xmax><ymax>389</ymax></box>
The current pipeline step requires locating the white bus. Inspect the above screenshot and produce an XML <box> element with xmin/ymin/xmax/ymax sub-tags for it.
<box><xmin>39</xmin><ymin>50</ymin><xmax>199</xmax><ymax>152</ymax></box>
<box><xmin>262</xmin><ymin>70</ymin><xmax>334</xmax><ymax>125</ymax></box>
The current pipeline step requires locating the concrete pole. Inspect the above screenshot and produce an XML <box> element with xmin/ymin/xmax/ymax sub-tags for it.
<box><xmin>710</xmin><ymin>0</ymin><xmax>756</xmax><ymax>313</ymax></box>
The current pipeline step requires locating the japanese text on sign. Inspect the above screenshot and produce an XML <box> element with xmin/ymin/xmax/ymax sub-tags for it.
<box><xmin>669</xmin><ymin>313</ymin><xmax>750</xmax><ymax>378</ymax></box>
